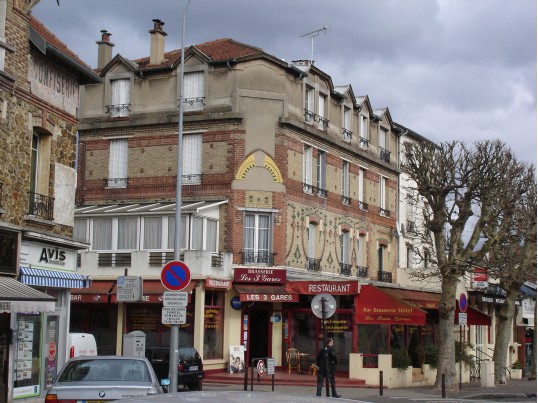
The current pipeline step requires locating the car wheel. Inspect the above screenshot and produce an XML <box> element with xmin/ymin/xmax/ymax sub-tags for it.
<box><xmin>186</xmin><ymin>382</ymin><xmax>199</xmax><ymax>391</ymax></box>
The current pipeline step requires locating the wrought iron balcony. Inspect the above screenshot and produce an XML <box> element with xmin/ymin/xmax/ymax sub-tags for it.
<box><xmin>359</xmin><ymin>137</ymin><xmax>369</xmax><ymax>148</ymax></box>
<box><xmin>356</xmin><ymin>266</ymin><xmax>368</xmax><ymax>278</ymax></box>
<box><xmin>242</xmin><ymin>251</ymin><xmax>274</xmax><ymax>266</ymax></box>
<box><xmin>182</xmin><ymin>173</ymin><xmax>202</xmax><ymax>185</ymax></box>
<box><xmin>106</xmin><ymin>177</ymin><xmax>129</xmax><ymax>188</ymax></box>
<box><xmin>342</xmin><ymin>128</ymin><xmax>353</xmax><ymax>142</ymax></box>
<box><xmin>27</xmin><ymin>191</ymin><xmax>54</xmax><ymax>221</ymax></box>
<box><xmin>379</xmin><ymin>207</ymin><xmax>391</xmax><ymax>217</ymax></box>
<box><xmin>377</xmin><ymin>271</ymin><xmax>392</xmax><ymax>283</ymax></box>
<box><xmin>304</xmin><ymin>108</ymin><xmax>329</xmax><ymax>129</ymax></box>
<box><xmin>358</xmin><ymin>201</ymin><xmax>369</xmax><ymax>211</ymax></box>
<box><xmin>340</xmin><ymin>262</ymin><xmax>352</xmax><ymax>276</ymax></box>
<box><xmin>380</xmin><ymin>147</ymin><xmax>391</xmax><ymax>163</ymax></box>
<box><xmin>106</xmin><ymin>103</ymin><xmax>131</xmax><ymax>117</ymax></box>
<box><xmin>307</xmin><ymin>258</ymin><xmax>322</xmax><ymax>272</ymax></box>
<box><xmin>182</xmin><ymin>97</ymin><xmax>205</xmax><ymax>111</ymax></box>
<box><xmin>341</xmin><ymin>195</ymin><xmax>352</xmax><ymax>206</ymax></box>
<box><xmin>302</xmin><ymin>183</ymin><xmax>327</xmax><ymax>199</ymax></box>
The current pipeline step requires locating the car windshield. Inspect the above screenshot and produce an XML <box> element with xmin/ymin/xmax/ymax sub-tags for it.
<box><xmin>178</xmin><ymin>347</ymin><xmax>199</xmax><ymax>361</ymax></box>
<box><xmin>58</xmin><ymin>359</ymin><xmax>151</xmax><ymax>382</ymax></box>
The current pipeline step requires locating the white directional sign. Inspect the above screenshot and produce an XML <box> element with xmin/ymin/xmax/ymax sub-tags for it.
<box><xmin>162</xmin><ymin>307</ymin><xmax>187</xmax><ymax>324</ymax></box>
<box><xmin>163</xmin><ymin>291</ymin><xmax>188</xmax><ymax>307</ymax></box>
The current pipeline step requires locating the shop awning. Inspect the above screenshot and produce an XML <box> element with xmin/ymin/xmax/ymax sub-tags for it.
<box><xmin>0</xmin><ymin>276</ymin><xmax>56</xmax><ymax>312</ymax></box>
<box><xmin>455</xmin><ymin>304</ymin><xmax>491</xmax><ymax>326</ymax></box>
<box><xmin>111</xmin><ymin>280</ymin><xmax>196</xmax><ymax>303</ymax></box>
<box><xmin>234</xmin><ymin>284</ymin><xmax>299</xmax><ymax>302</ymax></box>
<box><xmin>19</xmin><ymin>267</ymin><xmax>91</xmax><ymax>289</ymax></box>
<box><xmin>381</xmin><ymin>288</ymin><xmax>440</xmax><ymax>310</ymax></box>
<box><xmin>355</xmin><ymin>285</ymin><xmax>427</xmax><ymax>325</ymax></box>
<box><xmin>70</xmin><ymin>280</ymin><xmax>115</xmax><ymax>303</ymax></box>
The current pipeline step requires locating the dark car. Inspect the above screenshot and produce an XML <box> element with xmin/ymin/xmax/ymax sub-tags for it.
<box><xmin>146</xmin><ymin>347</ymin><xmax>204</xmax><ymax>391</ymax></box>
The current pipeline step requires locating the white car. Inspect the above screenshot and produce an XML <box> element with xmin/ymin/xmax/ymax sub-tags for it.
<box><xmin>45</xmin><ymin>355</ymin><xmax>168</xmax><ymax>402</ymax></box>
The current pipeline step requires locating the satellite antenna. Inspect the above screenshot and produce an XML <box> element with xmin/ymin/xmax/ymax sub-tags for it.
<box><xmin>300</xmin><ymin>25</ymin><xmax>330</xmax><ymax>64</ymax></box>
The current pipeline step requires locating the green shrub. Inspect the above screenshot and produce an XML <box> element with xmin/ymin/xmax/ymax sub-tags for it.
<box><xmin>512</xmin><ymin>360</ymin><xmax>522</xmax><ymax>369</ymax></box>
<box><xmin>392</xmin><ymin>348</ymin><xmax>412</xmax><ymax>371</ymax></box>
<box><xmin>424</xmin><ymin>345</ymin><xmax>438</xmax><ymax>368</ymax></box>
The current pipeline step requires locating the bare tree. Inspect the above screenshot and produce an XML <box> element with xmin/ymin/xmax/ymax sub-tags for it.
<box><xmin>402</xmin><ymin>139</ymin><xmax>528</xmax><ymax>389</ymax></box>
<box><xmin>480</xmin><ymin>164</ymin><xmax>536</xmax><ymax>384</ymax></box>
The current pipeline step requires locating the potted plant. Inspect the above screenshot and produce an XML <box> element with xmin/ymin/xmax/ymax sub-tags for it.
<box><xmin>511</xmin><ymin>360</ymin><xmax>523</xmax><ymax>379</ymax></box>
<box><xmin>392</xmin><ymin>348</ymin><xmax>412</xmax><ymax>371</ymax></box>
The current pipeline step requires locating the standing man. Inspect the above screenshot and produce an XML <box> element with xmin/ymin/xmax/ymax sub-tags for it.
<box><xmin>315</xmin><ymin>338</ymin><xmax>340</xmax><ymax>398</ymax></box>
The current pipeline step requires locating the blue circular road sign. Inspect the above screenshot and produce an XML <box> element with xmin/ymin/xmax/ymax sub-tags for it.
<box><xmin>459</xmin><ymin>293</ymin><xmax>468</xmax><ymax>313</ymax></box>
<box><xmin>161</xmin><ymin>260</ymin><xmax>191</xmax><ymax>291</ymax></box>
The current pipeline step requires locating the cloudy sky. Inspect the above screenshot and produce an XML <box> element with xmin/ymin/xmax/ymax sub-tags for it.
<box><xmin>33</xmin><ymin>0</ymin><xmax>537</xmax><ymax>164</ymax></box>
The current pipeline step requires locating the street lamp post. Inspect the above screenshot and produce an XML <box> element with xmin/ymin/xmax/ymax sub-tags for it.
<box><xmin>169</xmin><ymin>0</ymin><xmax>191</xmax><ymax>394</ymax></box>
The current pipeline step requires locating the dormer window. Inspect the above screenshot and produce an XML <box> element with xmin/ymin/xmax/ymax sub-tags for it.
<box><xmin>359</xmin><ymin>114</ymin><xmax>369</xmax><ymax>149</ymax></box>
<box><xmin>109</xmin><ymin>79</ymin><xmax>131</xmax><ymax>117</ymax></box>
<box><xmin>342</xmin><ymin>106</ymin><xmax>352</xmax><ymax>142</ymax></box>
<box><xmin>183</xmin><ymin>71</ymin><xmax>205</xmax><ymax>112</ymax></box>
<box><xmin>304</xmin><ymin>86</ymin><xmax>315</xmax><ymax>124</ymax></box>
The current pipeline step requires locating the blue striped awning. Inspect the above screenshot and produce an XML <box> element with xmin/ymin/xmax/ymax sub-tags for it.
<box><xmin>19</xmin><ymin>267</ymin><xmax>91</xmax><ymax>289</ymax></box>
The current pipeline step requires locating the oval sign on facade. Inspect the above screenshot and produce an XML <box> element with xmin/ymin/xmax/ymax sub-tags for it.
<box><xmin>459</xmin><ymin>293</ymin><xmax>468</xmax><ymax>313</ymax></box>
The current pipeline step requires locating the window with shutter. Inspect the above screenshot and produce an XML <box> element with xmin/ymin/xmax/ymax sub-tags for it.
<box><xmin>184</xmin><ymin>72</ymin><xmax>204</xmax><ymax>112</ymax></box>
<box><xmin>182</xmin><ymin>133</ymin><xmax>202</xmax><ymax>184</ymax></box>
<box><xmin>111</xmin><ymin>79</ymin><xmax>130</xmax><ymax>117</ymax></box>
<box><xmin>108</xmin><ymin>139</ymin><xmax>128</xmax><ymax>188</ymax></box>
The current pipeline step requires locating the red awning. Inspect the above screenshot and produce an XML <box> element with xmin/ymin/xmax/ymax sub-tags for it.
<box><xmin>381</xmin><ymin>288</ymin><xmax>440</xmax><ymax>310</ymax></box>
<box><xmin>234</xmin><ymin>284</ymin><xmax>299</xmax><ymax>303</ymax></box>
<box><xmin>70</xmin><ymin>280</ymin><xmax>114</xmax><ymax>303</ymax></box>
<box><xmin>355</xmin><ymin>285</ymin><xmax>427</xmax><ymax>325</ymax></box>
<box><xmin>455</xmin><ymin>304</ymin><xmax>491</xmax><ymax>326</ymax></box>
<box><xmin>111</xmin><ymin>280</ymin><xmax>195</xmax><ymax>303</ymax></box>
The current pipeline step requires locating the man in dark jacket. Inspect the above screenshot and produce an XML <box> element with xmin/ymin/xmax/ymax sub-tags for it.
<box><xmin>315</xmin><ymin>338</ymin><xmax>340</xmax><ymax>398</ymax></box>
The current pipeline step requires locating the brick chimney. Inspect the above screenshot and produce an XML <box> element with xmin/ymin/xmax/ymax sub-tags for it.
<box><xmin>149</xmin><ymin>19</ymin><xmax>167</xmax><ymax>65</ymax></box>
<box><xmin>96</xmin><ymin>30</ymin><xmax>114</xmax><ymax>69</ymax></box>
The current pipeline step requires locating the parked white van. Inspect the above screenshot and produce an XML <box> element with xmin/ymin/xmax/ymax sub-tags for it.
<box><xmin>67</xmin><ymin>333</ymin><xmax>97</xmax><ymax>358</ymax></box>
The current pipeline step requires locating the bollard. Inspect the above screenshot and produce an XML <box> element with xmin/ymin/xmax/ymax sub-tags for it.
<box><xmin>441</xmin><ymin>373</ymin><xmax>446</xmax><ymax>398</ymax></box>
<box><xmin>379</xmin><ymin>370</ymin><xmax>383</xmax><ymax>396</ymax></box>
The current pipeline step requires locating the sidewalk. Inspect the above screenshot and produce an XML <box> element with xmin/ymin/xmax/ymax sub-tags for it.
<box><xmin>204</xmin><ymin>369</ymin><xmax>537</xmax><ymax>401</ymax></box>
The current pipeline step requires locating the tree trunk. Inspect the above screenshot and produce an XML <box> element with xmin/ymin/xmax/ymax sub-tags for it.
<box><xmin>493</xmin><ymin>287</ymin><xmax>517</xmax><ymax>384</ymax></box>
<box><xmin>434</xmin><ymin>277</ymin><xmax>457</xmax><ymax>389</ymax></box>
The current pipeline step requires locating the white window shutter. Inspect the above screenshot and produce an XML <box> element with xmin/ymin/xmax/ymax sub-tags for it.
<box><xmin>111</xmin><ymin>79</ymin><xmax>130</xmax><ymax>117</ymax></box>
<box><xmin>108</xmin><ymin>139</ymin><xmax>128</xmax><ymax>188</ymax></box>
<box><xmin>184</xmin><ymin>72</ymin><xmax>204</xmax><ymax>111</ymax></box>
<box><xmin>182</xmin><ymin>133</ymin><xmax>202</xmax><ymax>184</ymax></box>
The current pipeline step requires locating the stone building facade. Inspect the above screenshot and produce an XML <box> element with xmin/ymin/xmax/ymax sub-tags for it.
<box><xmin>0</xmin><ymin>1</ymin><xmax>99</xmax><ymax>401</ymax></box>
<box><xmin>72</xmin><ymin>20</ymin><xmax>422</xmax><ymax>376</ymax></box>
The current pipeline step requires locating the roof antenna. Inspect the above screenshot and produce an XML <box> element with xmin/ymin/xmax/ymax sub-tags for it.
<box><xmin>300</xmin><ymin>25</ymin><xmax>329</xmax><ymax>65</ymax></box>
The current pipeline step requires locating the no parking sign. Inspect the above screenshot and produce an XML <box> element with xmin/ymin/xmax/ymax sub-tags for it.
<box><xmin>161</xmin><ymin>260</ymin><xmax>191</xmax><ymax>291</ymax></box>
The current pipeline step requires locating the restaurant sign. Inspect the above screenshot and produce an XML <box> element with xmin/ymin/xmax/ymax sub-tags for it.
<box><xmin>234</xmin><ymin>268</ymin><xmax>286</xmax><ymax>283</ymax></box>
<box><xmin>285</xmin><ymin>281</ymin><xmax>360</xmax><ymax>295</ymax></box>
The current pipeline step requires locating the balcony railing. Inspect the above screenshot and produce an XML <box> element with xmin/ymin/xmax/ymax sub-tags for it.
<box><xmin>182</xmin><ymin>96</ymin><xmax>205</xmax><ymax>112</ymax></box>
<box><xmin>377</xmin><ymin>271</ymin><xmax>392</xmax><ymax>283</ymax></box>
<box><xmin>27</xmin><ymin>191</ymin><xmax>54</xmax><ymax>221</ymax></box>
<box><xmin>304</xmin><ymin>109</ymin><xmax>329</xmax><ymax>129</ymax></box>
<box><xmin>149</xmin><ymin>251</ymin><xmax>177</xmax><ymax>267</ymax></box>
<box><xmin>303</xmin><ymin>183</ymin><xmax>328</xmax><ymax>198</ymax></box>
<box><xmin>106</xmin><ymin>103</ymin><xmax>131</xmax><ymax>117</ymax></box>
<box><xmin>342</xmin><ymin>128</ymin><xmax>353</xmax><ymax>142</ymax></box>
<box><xmin>359</xmin><ymin>137</ymin><xmax>369</xmax><ymax>149</ymax></box>
<box><xmin>98</xmin><ymin>252</ymin><xmax>132</xmax><ymax>267</ymax></box>
<box><xmin>242</xmin><ymin>251</ymin><xmax>274</xmax><ymax>266</ymax></box>
<box><xmin>406</xmin><ymin>220</ymin><xmax>416</xmax><ymax>233</ymax></box>
<box><xmin>358</xmin><ymin>201</ymin><xmax>369</xmax><ymax>211</ymax></box>
<box><xmin>341</xmin><ymin>194</ymin><xmax>352</xmax><ymax>206</ymax></box>
<box><xmin>380</xmin><ymin>147</ymin><xmax>391</xmax><ymax>163</ymax></box>
<box><xmin>182</xmin><ymin>173</ymin><xmax>202</xmax><ymax>185</ymax></box>
<box><xmin>379</xmin><ymin>207</ymin><xmax>391</xmax><ymax>217</ymax></box>
<box><xmin>356</xmin><ymin>266</ymin><xmax>368</xmax><ymax>278</ymax></box>
<box><xmin>307</xmin><ymin>258</ymin><xmax>321</xmax><ymax>272</ymax></box>
<box><xmin>107</xmin><ymin>177</ymin><xmax>129</xmax><ymax>188</ymax></box>
<box><xmin>340</xmin><ymin>262</ymin><xmax>352</xmax><ymax>276</ymax></box>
